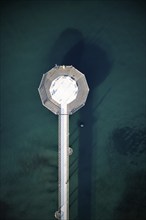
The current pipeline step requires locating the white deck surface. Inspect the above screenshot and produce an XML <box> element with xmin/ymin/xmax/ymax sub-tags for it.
<box><xmin>50</xmin><ymin>76</ymin><xmax>78</xmax><ymax>105</ymax></box>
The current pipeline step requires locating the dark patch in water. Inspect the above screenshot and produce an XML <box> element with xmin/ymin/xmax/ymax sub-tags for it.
<box><xmin>113</xmin><ymin>171</ymin><xmax>146</xmax><ymax>220</ymax></box>
<box><xmin>110</xmin><ymin>126</ymin><xmax>146</xmax><ymax>156</ymax></box>
<box><xmin>0</xmin><ymin>200</ymin><xmax>9</xmax><ymax>220</ymax></box>
<box><xmin>0</xmin><ymin>200</ymin><xmax>15</xmax><ymax>220</ymax></box>
<box><xmin>19</xmin><ymin>153</ymin><xmax>57</xmax><ymax>175</ymax></box>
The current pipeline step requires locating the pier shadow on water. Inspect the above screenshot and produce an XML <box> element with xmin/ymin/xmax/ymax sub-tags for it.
<box><xmin>49</xmin><ymin>28</ymin><xmax>112</xmax><ymax>220</ymax></box>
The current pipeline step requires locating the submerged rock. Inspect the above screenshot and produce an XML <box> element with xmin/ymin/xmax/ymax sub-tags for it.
<box><xmin>110</xmin><ymin>126</ymin><xmax>146</xmax><ymax>156</ymax></box>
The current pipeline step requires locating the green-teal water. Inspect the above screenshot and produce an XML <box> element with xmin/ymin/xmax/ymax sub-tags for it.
<box><xmin>0</xmin><ymin>1</ymin><xmax>146</xmax><ymax>220</ymax></box>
